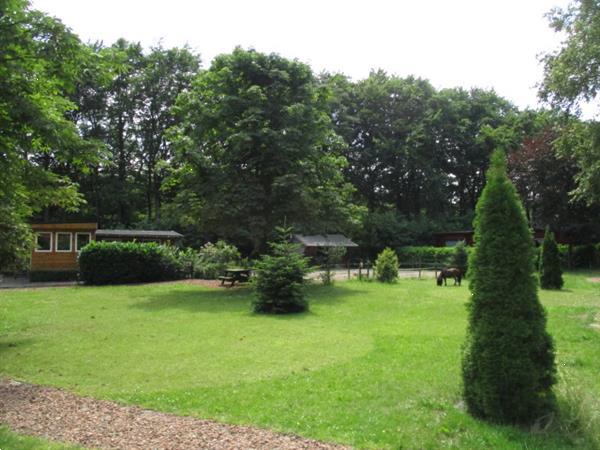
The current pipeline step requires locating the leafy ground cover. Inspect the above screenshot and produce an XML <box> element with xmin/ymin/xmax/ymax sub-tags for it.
<box><xmin>1</xmin><ymin>274</ymin><xmax>599</xmax><ymax>449</ymax></box>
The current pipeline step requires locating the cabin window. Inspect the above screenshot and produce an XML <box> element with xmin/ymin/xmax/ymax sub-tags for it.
<box><xmin>35</xmin><ymin>232</ymin><xmax>52</xmax><ymax>252</ymax></box>
<box><xmin>76</xmin><ymin>233</ymin><xmax>91</xmax><ymax>252</ymax></box>
<box><xmin>55</xmin><ymin>232</ymin><xmax>72</xmax><ymax>252</ymax></box>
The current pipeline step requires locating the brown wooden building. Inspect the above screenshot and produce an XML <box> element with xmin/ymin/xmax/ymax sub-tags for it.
<box><xmin>31</xmin><ymin>223</ymin><xmax>97</xmax><ymax>271</ymax></box>
<box><xmin>30</xmin><ymin>223</ymin><xmax>183</xmax><ymax>272</ymax></box>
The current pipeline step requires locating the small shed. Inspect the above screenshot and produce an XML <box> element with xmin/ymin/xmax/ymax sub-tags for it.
<box><xmin>292</xmin><ymin>234</ymin><xmax>358</xmax><ymax>259</ymax></box>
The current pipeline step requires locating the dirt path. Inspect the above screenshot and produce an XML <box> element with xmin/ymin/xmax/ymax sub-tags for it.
<box><xmin>0</xmin><ymin>379</ymin><xmax>349</xmax><ymax>450</ymax></box>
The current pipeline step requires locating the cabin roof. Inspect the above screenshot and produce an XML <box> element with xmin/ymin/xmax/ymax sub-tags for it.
<box><xmin>292</xmin><ymin>234</ymin><xmax>358</xmax><ymax>248</ymax></box>
<box><xmin>95</xmin><ymin>229</ymin><xmax>183</xmax><ymax>239</ymax></box>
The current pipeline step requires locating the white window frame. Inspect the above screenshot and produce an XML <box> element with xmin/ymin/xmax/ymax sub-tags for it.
<box><xmin>75</xmin><ymin>232</ymin><xmax>92</xmax><ymax>253</ymax></box>
<box><xmin>55</xmin><ymin>232</ymin><xmax>73</xmax><ymax>253</ymax></box>
<box><xmin>35</xmin><ymin>232</ymin><xmax>53</xmax><ymax>253</ymax></box>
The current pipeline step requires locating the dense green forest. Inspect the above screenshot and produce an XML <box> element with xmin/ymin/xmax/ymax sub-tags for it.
<box><xmin>2</xmin><ymin>0</ymin><xmax>600</xmax><ymax>267</ymax></box>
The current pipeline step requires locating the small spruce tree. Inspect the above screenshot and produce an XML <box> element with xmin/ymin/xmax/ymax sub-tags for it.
<box><xmin>539</xmin><ymin>227</ymin><xmax>564</xmax><ymax>289</ymax></box>
<box><xmin>374</xmin><ymin>247</ymin><xmax>399</xmax><ymax>283</ymax></box>
<box><xmin>451</xmin><ymin>240</ymin><xmax>469</xmax><ymax>276</ymax></box>
<box><xmin>462</xmin><ymin>150</ymin><xmax>556</xmax><ymax>424</ymax></box>
<box><xmin>252</xmin><ymin>227</ymin><xmax>310</xmax><ymax>314</ymax></box>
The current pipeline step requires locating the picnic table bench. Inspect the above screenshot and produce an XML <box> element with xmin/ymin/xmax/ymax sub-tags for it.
<box><xmin>218</xmin><ymin>268</ymin><xmax>251</xmax><ymax>286</ymax></box>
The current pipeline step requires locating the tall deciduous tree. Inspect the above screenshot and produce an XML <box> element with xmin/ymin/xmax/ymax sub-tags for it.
<box><xmin>171</xmin><ymin>48</ymin><xmax>356</xmax><ymax>254</ymax></box>
<box><xmin>541</xmin><ymin>0</ymin><xmax>600</xmax><ymax>205</ymax></box>
<box><xmin>134</xmin><ymin>45</ymin><xmax>200</xmax><ymax>222</ymax></box>
<box><xmin>462</xmin><ymin>150</ymin><xmax>556</xmax><ymax>424</ymax></box>
<box><xmin>0</xmin><ymin>0</ymin><xmax>94</xmax><ymax>270</ymax></box>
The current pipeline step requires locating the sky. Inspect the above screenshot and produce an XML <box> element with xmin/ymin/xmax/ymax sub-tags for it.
<box><xmin>32</xmin><ymin>0</ymin><xmax>572</xmax><ymax>111</ymax></box>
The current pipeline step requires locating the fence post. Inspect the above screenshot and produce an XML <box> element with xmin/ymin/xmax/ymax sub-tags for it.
<box><xmin>434</xmin><ymin>254</ymin><xmax>438</xmax><ymax>278</ymax></box>
<box><xmin>347</xmin><ymin>260</ymin><xmax>350</xmax><ymax>279</ymax></box>
<box><xmin>418</xmin><ymin>256</ymin><xmax>422</xmax><ymax>279</ymax></box>
<box><xmin>366</xmin><ymin>260</ymin><xmax>371</xmax><ymax>279</ymax></box>
<box><xmin>358</xmin><ymin>260</ymin><xmax>363</xmax><ymax>280</ymax></box>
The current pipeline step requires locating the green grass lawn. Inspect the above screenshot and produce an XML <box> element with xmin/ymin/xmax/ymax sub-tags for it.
<box><xmin>0</xmin><ymin>426</ymin><xmax>83</xmax><ymax>450</ymax></box>
<box><xmin>1</xmin><ymin>274</ymin><xmax>599</xmax><ymax>449</ymax></box>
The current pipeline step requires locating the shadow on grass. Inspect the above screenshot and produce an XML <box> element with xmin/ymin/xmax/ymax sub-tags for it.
<box><xmin>130</xmin><ymin>283</ymin><xmax>367</xmax><ymax>315</ymax></box>
<box><xmin>0</xmin><ymin>337</ymin><xmax>36</xmax><ymax>357</ymax></box>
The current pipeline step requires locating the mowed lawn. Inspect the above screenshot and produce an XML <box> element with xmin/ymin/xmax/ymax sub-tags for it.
<box><xmin>1</xmin><ymin>274</ymin><xmax>599</xmax><ymax>449</ymax></box>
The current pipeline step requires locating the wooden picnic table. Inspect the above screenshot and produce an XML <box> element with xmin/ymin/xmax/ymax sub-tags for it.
<box><xmin>218</xmin><ymin>268</ymin><xmax>251</xmax><ymax>286</ymax></box>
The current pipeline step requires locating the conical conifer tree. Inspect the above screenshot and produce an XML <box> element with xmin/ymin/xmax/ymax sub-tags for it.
<box><xmin>539</xmin><ymin>227</ymin><xmax>564</xmax><ymax>289</ymax></box>
<box><xmin>462</xmin><ymin>150</ymin><xmax>556</xmax><ymax>424</ymax></box>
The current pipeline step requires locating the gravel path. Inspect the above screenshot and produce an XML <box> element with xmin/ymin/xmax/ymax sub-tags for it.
<box><xmin>0</xmin><ymin>379</ymin><xmax>349</xmax><ymax>450</ymax></box>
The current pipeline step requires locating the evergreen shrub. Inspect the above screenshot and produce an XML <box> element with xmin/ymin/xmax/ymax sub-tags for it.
<box><xmin>539</xmin><ymin>228</ymin><xmax>564</xmax><ymax>289</ymax></box>
<box><xmin>79</xmin><ymin>241</ymin><xmax>183</xmax><ymax>285</ymax></box>
<box><xmin>461</xmin><ymin>150</ymin><xmax>556</xmax><ymax>425</ymax></box>
<box><xmin>252</xmin><ymin>228</ymin><xmax>310</xmax><ymax>314</ymax></box>
<box><xmin>451</xmin><ymin>240</ymin><xmax>469</xmax><ymax>275</ymax></box>
<box><xmin>374</xmin><ymin>247</ymin><xmax>399</xmax><ymax>283</ymax></box>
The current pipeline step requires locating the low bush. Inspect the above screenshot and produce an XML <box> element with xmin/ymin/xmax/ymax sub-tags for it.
<box><xmin>252</xmin><ymin>227</ymin><xmax>310</xmax><ymax>314</ymax></box>
<box><xmin>79</xmin><ymin>241</ymin><xmax>183</xmax><ymax>285</ymax></box>
<box><xmin>374</xmin><ymin>247</ymin><xmax>399</xmax><ymax>283</ymax></box>
<box><xmin>29</xmin><ymin>270</ymin><xmax>79</xmax><ymax>282</ymax></box>
<box><xmin>194</xmin><ymin>241</ymin><xmax>241</xmax><ymax>279</ymax></box>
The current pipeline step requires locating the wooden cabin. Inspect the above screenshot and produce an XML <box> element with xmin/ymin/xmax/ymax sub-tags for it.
<box><xmin>31</xmin><ymin>223</ymin><xmax>97</xmax><ymax>272</ymax></box>
<box><xmin>30</xmin><ymin>223</ymin><xmax>183</xmax><ymax>274</ymax></box>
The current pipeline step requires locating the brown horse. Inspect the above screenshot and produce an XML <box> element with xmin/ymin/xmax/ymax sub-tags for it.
<box><xmin>437</xmin><ymin>267</ymin><xmax>462</xmax><ymax>286</ymax></box>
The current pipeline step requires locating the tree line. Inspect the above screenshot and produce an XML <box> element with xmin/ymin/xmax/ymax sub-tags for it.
<box><xmin>2</xmin><ymin>0</ymin><xmax>600</xmax><ymax>269</ymax></box>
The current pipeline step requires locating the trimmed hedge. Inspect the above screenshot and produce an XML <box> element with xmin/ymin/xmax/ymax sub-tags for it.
<box><xmin>29</xmin><ymin>270</ymin><xmax>79</xmax><ymax>282</ymax></box>
<box><xmin>396</xmin><ymin>246</ymin><xmax>467</xmax><ymax>267</ymax></box>
<box><xmin>79</xmin><ymin>241</ymin><xmax>183</xmax><ymax>285</ymax></box>
<box><xmin>402</xmin><ymin>242</ymin><xmax>600</xmax><ymax>270</ymax></box>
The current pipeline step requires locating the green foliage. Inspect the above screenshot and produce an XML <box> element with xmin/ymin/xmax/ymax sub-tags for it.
<box><xmin>0</xmin><ymin>203</ymin><xmax>33</xmax><ymax>273</ymax></box>
<box><xmin>0</xmin><ymin>0</ymin><xmax>95</xmax><ymax>269</ymax></box>
<box><xmin>570</xmin><ymin>243</ymin><xmax>599</xmax><ymax>268</ymax></box>
<box><xmin>462</xmin><ymin>150</ymin><xmax>556</xmax><ymax>424</ymax></box>
<box><xmin>317</xmin><ymin>246</ymin><xmax>346</xmax><ymax>286</ymax></box>
<box><xmin>356</xmin><ymin>210</ymin><xmax>443</xmax><ymax>254</ymax></box>
<box><xmin>252</xmin><ymin>227</ymin><xmax>310</xmax><ymax>313</ymax></box>
<box><xmin>170</xmin><ymin>47</ymin><xmax>355</xmax><ymax>254</ymax></box>
<box><xmin>78</xmin><ymin>241</ymin><xmax>182</xmax><ymax>284</ymax></box>
<box><xmin>396</xmin><ymin>246</ymin><xmax>456</xmax><ymax>266</ymax></box>
<box><xmin>451</xmin><ymin>241</ymin><xmax>469</xmax><ymax>275</ymax></box>
<box><xmin>540</xmin><ymin>228</ymin><xmax>564</xmax><ymax>290</ymax></box>
<box><xmin>194</xmin><ymin>241</ymin><xmax>241</xmax><ymax>279</ymax></box>
<box><xmin>374</xmin><ymin>248</ymin><xmax>399</xmax><ymax>283</ymax></box>
<box><xmin>541</xmin><ymin>1</ymin><xmax>600</xmax><ymax>206</ymax></box>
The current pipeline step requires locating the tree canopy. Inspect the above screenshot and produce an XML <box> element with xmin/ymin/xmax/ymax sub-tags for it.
<box><xmin>170</xmin><ymin>48</ymin><xmax>356</xmax><ymax>254</ymax></box>
<box><xmin>541</xmin><ymin>0</ymin><xmax>600</xmax><ymax>206</ymax></box>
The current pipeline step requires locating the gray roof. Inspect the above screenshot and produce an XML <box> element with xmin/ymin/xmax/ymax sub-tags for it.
<box><xmin>293</xmin><ymin>234</ymin><xmax>358</xmax><ymax>248</ymax></box>
<box><xmin>96</xmin><ymin>229</ymin><xmax>183</xmax><ymax>239</ymax></box>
